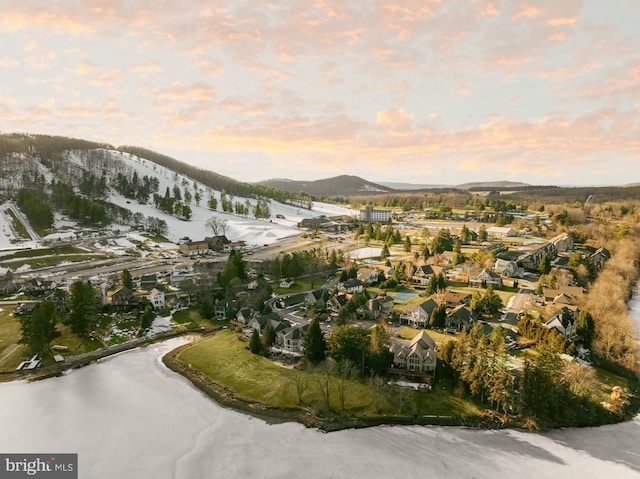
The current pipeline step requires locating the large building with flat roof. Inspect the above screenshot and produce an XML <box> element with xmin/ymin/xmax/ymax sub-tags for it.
<box><xmin>360</xmin><ymin>205</ymin><xmax>391</xmax><ymax>223</ymax></box>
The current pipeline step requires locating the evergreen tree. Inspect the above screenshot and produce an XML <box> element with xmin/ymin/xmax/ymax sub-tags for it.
<box><xmin>19</xmin><ymin>301</ymin><xmax>59</xmax><ymax>355</ymax></box>
<box><xmin>328</xmin><ymin>325</ymin><xmax>369</xmax><ymax>373</ymax></box>
<box><xmin>403</xmin><ymin>235</ymin><xmax>412</xmax><ymax>253</ymax></box>
<box><xmin>121</xmin><ymin>269</ymin><xmax>133</xmax><ymax>289</ymax></box>
<box><xmin>539</xmin><ymin>254</ymin><xmax>551</xmax><ymax>275</ymax></box>
<box><xmin>369</xmin><ymin>324</ymin><xmax>391</xmax><ymax>376</ymax></box>
<box><xmin>576</xmin><ymin>310</ymin><xmax>595</xmax><ymax>348</ymax></box>
<box><xmin>262</xmin><ymin>324</ymin><xmax>276</xmax><ymax>350</ymax></box>
<box><xmin>303</xmin><ymin>318</ymin><xmax>326</xmax><ymax>364</ymax></box>
<box><xmin>68</xmin><ymin>281</ymin><xmax>95</xmax><ymax>335</ymax></box>
<box><xmin>478</xmin><ymin>224</ymin><xmax>488</xmax><ymax>242</ymax></box>
<box><xmin>430</xmin><ymin>304</ymin><xmax>447</xmax><ymax>328</ymax></box>
<box><xmin>249</xmin><ymin>329</ymin><xmax>262</xmax><ymax>354</ymax></box>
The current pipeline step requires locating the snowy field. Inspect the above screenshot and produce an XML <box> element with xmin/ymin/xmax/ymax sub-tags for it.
<box><xmin>0</xmin><ymin>149</ymin><xmax>358</xmax><ymax>256</ymax></box>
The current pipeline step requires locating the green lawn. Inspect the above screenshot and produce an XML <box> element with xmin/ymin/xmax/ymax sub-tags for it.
<box><xmin>0</xmin><ymin>306</ymin><xmax>29</xmax><ymax>372</ymax></box>
<box><xmin>172</xmin><ymin>308</ymin><xmax>224</xmax><ymax>330</ymax></box>
<box><xmin>177</xmin><ymin>331</ymin><xmax>481</xmax><ymax>417</ymax></box>
<box><xmin>272</xmin><ymin>275</ymin><xmax>328</xmax><ymax>295</ymax></box>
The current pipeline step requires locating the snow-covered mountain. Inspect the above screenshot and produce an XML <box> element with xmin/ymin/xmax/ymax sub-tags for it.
<box><xmin>0</xmin><ymin>135</ymin><xmax>357</xmax><ymax>250</ymax></box>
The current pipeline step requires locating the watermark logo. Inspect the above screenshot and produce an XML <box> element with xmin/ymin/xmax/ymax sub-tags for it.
<box><xmin>0</xmin><ymin>454</ymin><xmax>76</xmax><ymax>478</ymax></box>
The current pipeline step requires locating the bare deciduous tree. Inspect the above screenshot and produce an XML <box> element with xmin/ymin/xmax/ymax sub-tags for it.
<box><xmin>205</xmin><ymin>216</ymin><xmax>228</xmax><ymax>237</ymax></box>
<box><xmin>316</xmin><ymin>362</ymin><xmax>333</xmax><ymax>411</ymax></box>
<box><xmin>286</xmin><ymin>370</ymin><xmax>309</xmax><ymax>404</ymax></box>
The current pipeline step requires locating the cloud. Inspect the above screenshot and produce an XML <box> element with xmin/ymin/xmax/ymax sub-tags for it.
<box><xmin>376</xmin><ymin>107</ymin><xmax>414</xmax><ymax>132</ymax></box>
<box><xmin>75</xmin><ymin>61</ymin><xmax>98</xmax><ymax>75</ymax></box>
<box><xmin>547</xmin><ymin>17</ymin><xmax>578</xmax><ymax>26</ymax></box>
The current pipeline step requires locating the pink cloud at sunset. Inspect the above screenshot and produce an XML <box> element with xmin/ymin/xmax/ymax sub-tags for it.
<box><xmin>0</xmin><ymin>0</ymin><xmax>638</xmax><ymax>186</ymax></box>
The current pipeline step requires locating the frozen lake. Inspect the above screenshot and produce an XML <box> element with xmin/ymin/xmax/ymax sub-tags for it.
<box><xmin>1</xmin><ymin>286</ymin><xmax>640</xmax><ymax>478</ymax></box>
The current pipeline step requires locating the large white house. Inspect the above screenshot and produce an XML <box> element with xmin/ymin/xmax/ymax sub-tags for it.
<box><xmin>391</xmin><ymin>331</ymin><xmax>438</xmax><ymax>376</ymax></box>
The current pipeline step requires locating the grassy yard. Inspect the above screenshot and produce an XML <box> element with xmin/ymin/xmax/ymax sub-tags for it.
<box><xmin>272</xmin><ymin>275</ymin><xmax>329</xmax><ymax>295</ymax></box>
<box><xmin>0</xmin><ymin>306</ymin><xmax>29</xmax><ymax>372</ymax></box>
<box><xmin>172</xmin><ymin>308</ymin><xmax>225</xmax><ymax>330</ymax></box>
<box><xmin>177</xmin><ymin>331</ymin><xmax>481</xmax><ymax>418</ymax></box>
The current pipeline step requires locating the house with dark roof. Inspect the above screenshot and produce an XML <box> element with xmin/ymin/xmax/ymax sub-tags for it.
<box><xmin>247</xmin><ymin>313</ymin><xmax>288</xmax><ymax>336</ymax></box>
<box><xmin>358</xmin><ymin>296</ymin><xmax>394</xmax><ymax>321</ymax></box>
<box><xmin>0</xmin><ymin>279</ymin><xmax>17</xmax><ymax>295</ymax></box>
<box><xmin>205</xmin><ymin>235</ymin><xmax>231</xmax><ymax>251</ymax></box>
<box><xmin>544</xmin><ymin>307</ymin><xmax>578</xmax><ymax>340</ymax></box>
<box><xmin>107</xmin><ymin>286</ymin><xmax>135</xmax><ymax>309</ymax></box>
<box><xmin>304</xmin><ymin>289</ymin><xmax>325</xmax><ymax>308</ymax></box>
<box><xmin>445</xmin><ymin>305</ymin><xmax>475</xmax><ymax>333</ymax></box>
<box><xmin>234</xmin><ymin>307</ymin><xmax>255</xmax><ymax>327</ymax></box>
<box><xmin>412</xmin><ymin>264</ymin><xmax>445</xmax><ymax>286</ymax></box>
<box><xmin>589</xmin><ymin>247</ymin><xmax>610</xmax><ymax>269</ymax></box>
<box><xmin>275</xmin><ymin>325</ymin><xmax>308</xmax><ymax>355</ymax></box>
<box><xmin>339</xmin><ymin>278</ymin><xmax>364</xmax><ymax>294</ymax></box>
<box><xmin>400</xmin><ymin>299</ymin><xmax>438</xmax><ymax>328</ymax></box>
<box><xmin>326</xmin><ymin>293</ymin><xmax>349</xmax><ymax>314</ymax></box>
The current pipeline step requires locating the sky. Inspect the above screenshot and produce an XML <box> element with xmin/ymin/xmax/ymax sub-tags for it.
<box><xmin>1</xmin><ymin>0</ymin><xmax>639</xmax><ymax>187</ymax></box>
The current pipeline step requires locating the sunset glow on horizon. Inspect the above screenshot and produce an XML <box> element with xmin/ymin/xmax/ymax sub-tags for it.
<box><xmin>1</xmin><ymin>1</ymin><xmax>639</xmax><ymax>186</ymax></box>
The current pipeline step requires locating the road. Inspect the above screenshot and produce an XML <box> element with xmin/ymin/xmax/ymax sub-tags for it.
<box><xmin>5</xmin><ymin>202</ymin><xmax>40</xmax><ymax>241</ymax></box>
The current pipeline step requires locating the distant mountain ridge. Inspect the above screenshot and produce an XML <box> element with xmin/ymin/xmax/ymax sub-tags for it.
<box><xmin>257</xmin><ymin>175</ymin><xmax>393</xmax><ymax>197</ymax></box>
<box><xmin>455</xmin><ymin>181</ymin><xmax>530</xmax><ymax>190</ymax></box>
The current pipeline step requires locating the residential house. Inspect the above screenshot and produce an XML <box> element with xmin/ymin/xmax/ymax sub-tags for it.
<box><xmin>589</xmin><ymin>247</ymin><xmax>610</xmax><ymax>269</ymax></box>
<box><xmin>205</xmin><ymin>235</ymin><xmax>230</xmax><ymax>252</ymax></box>
<box><xmin>233</xmin><ymin>307</ymin><xmax>255</xmax><ymax>327</ymax></box>
<box><xmin>400</xmin><ymin>299</ymin><xmax>438</xmax><ymax>328</ymax></box>
<box><xmin>469</xmin><ymin>269</ymin><xmax>503</xmax><ymax>288</ymax></box>
<box><xmin>279</xmin><ymin>279</ymin><xmax>294</xmax><ymax>289</ymax></box>
<box><xmin>107</xmin><ymin>286</ymin><xmax>135</xmax><ymax>309</ymax></box>
<box><xmin>442</xmin><ymin>291</ymin><xmax>471</xmax><ymax>309</ymax></box>
<box><xmin>214</xmin><ymin>298</ymin><xmax>230</xmax><ymax>319</ymax></box>
<box><xmin>378</xmin><ymin>265</ymin><xmax>395</xmax><ymax>279</ymax></box>
<box><xmin>247</xmin><ymin>313</ymin><xmax>288</xmax><ymax>335</ymax></box>
<box><xmin>339</xmin><ymin>278</ymin><xmax>364</xmax><ymax>294</ymax></box>
<box><xmin>412</xmin><ymin>264</ymin><xmax>445</xmax><ymax>286</ymax></box>
<box><xmin>542</xmin><ymin>285</ymin><xmax>585</xmax><ymax>303</ymax></box>
<box><xmin>391</xmin><ymin>330</ymin><xmax>437</xmax><ymax>379</ymax></box>
<box><xmin>179</xmin><ymin>240</ymin><xmax>209</xmax><ymax>256</ymax></box>
<box><xmin>358</xmin><ymin>296</ymin><xmax>394</xmax><ymax>321</ymax></box>
<box><xmin>494</xmin><ymin>259</ymin><xmax>524</xmax><ymax>278</ymax></box>
<box><xmin>23</xmin><ymin>278</ymin><xmax>57</xmax><ymax>295</ymax></box>
<box><xmin>0</xmin><ymin>279</ymin><xmax>17</xmax><ymax>295</ymax></box>
<box><xmin>486</xmin><ymin>226</ymin><xmax>517</xmax><ymax>238</ymax></box>
<box><xmin>544</xmin><ymin>307</ymin><xmax>577</xmax><ymax>340</ymax></box>
<box><xmin>445</xmin><ymin>305</ymin><xmax>475</xmax><ymax>333</ymax></box>
<box><xmin>326</xmin><ymin>293</ymin><xmax>349</xmax><ymax>314</ymax></box>
<box><xmin>147</xmin><ymin>288</ymin><xmax>165</xmax><ymax>310</ymax></box>
<box><xmin>518</xmin><ymin>242</ymin><xmax>557</xmax><ymax>270</ymax></box>
<box><xmin>168</xmin><ymin>271</ymin><xmax>190</xmax><ymax>288</ymax></box>
<box><xmin>304</xmin><ymin>289</ymin><xmax>325</xmax><ymax>308</ymax></box>
<box><xmin>550</xmin><ymin>232</ymin><xmax>574</xmax><ymax>252</ymax></box>
<box><xmin>275</xmin><ymin>325</ymin><xmax>308</xmax><ymax>355</ymax></box>
<box><xmin>139</xmin><ymin>274</ymin><xmax>158</xmax><ymax>291</ymax></box>
<box><xmin>552</xmin><ymin>293</ymin><xmax>575</xmax><ymax>306</ymax></box>
<box><xmin>357</xmin><ymin>267</ymin><xmax>379</xmax><ymax>285</ymax></box>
